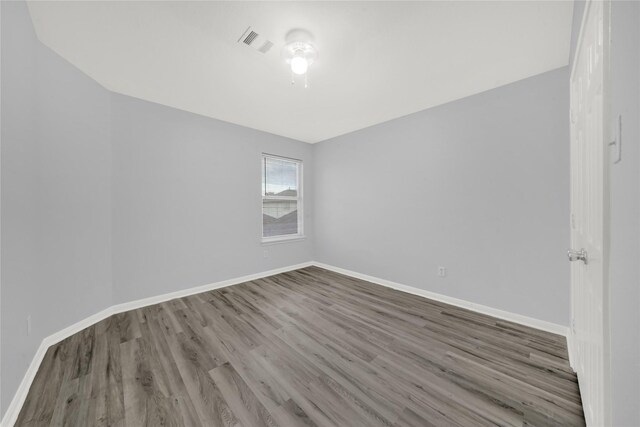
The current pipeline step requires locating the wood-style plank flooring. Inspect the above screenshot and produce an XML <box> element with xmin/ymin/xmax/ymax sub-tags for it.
<box><xmin>16</xmin><ymin>266</ymin><xmax>585</xmax><ymax>426</ymax></box>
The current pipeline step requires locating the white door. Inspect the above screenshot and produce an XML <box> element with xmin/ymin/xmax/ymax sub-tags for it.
<box><xmin>569</xmin><ymin>1</ymin><xmax>611</xmax><ymax>426</ymax></box>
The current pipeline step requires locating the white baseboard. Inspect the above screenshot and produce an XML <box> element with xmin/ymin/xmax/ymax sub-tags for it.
<box><xmin>109</xmin><ymin>261</ymin><xmax>314</xmax><ymax>317</ymax></box>
<box><xmin>0</xmin><ymin>261</ymin><xmax>313</xmax><ymax>427</ymax></box>
<box><xmin>0</xmin><ymin>341</ymin><xmax>49</xmax><ymax>427</ymax></box>
<box><xmin>313</xmin><ymin>262</ymin><xmax>570</xmax><ymax>337</ymax></box>
<box><xmin>2</xmin><ymin>259</ymin><xmax>570</xmax><ymax>426</ymax></box>
<box><xmin>566</xmin><ymin>329</ymin><xmax>577</xmax><ymax>370</ymax></box>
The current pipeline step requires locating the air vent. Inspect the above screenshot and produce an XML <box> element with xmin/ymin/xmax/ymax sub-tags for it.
<box><xmin>243</xmin><ymin>30</ymin><xmax>258</xmax><ymax>46</ymax></box>
<box><xmin>237</xmin><ymin>27</ymin><xmax>274</xmax><ymax>54</ymax></box>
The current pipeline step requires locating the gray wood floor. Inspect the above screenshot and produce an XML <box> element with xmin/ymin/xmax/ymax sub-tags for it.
<box><xmin>16</xmin><ymin>266</ymin><xmax>585</xmax><ymax>426</ymax></box>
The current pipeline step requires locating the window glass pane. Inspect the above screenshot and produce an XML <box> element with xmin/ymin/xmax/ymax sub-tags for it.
<box><xmin>263</xmin><ymin>200</ymin><xmax>298</xmax><ymax>237</ymax></box>
<box><xmin>264</xmin><ymin>157</ymin><xmax>298</xmax><ymax>197</ymax></box>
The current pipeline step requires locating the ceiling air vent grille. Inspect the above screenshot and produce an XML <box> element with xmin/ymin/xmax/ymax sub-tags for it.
<box><xmin>243</xmin><ymin>31</ymin><xmax>258</xmax><ymax>46</ymax></box>
<box><xmin>237</xmin><ymin>27</ymin><xmax>274</xmax><ymax>54</ymax></box>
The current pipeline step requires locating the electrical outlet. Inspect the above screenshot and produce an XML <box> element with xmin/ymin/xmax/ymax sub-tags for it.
<box><xmin>437</xmin><ymin>266</ymin><xmax>447</xmax><ymax>277</ymax></box>
<box><xmin>27</xmin><ymin>315</ymin><xmax>32</xmax><ymax>336</ymax></box>
<box><xmin>263</xmin><ymin>249</ymin><xmax>269</xmax><ymax>259</ymax></box>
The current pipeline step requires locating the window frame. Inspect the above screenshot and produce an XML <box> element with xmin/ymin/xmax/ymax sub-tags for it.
<box><xmin>261</xmin><ymin>154</ymin><xmax>304</xmax><ymax>243</ymax></box>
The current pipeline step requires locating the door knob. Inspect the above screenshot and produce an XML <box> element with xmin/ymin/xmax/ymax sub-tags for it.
<box><xmin>568</xmin><ymin>248</ymin><xmax>588</xmax><ymax>264</ymax></box>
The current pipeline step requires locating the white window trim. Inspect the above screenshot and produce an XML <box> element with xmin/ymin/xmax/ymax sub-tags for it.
<box><xmin>261</xmin><ymin>154</ymin><xmax>304</xmax><ymax>243</ymax></box>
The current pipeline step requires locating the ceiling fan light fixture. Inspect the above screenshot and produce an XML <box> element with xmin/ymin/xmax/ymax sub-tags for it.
<box><xmin>282</xmin><ymin>30</ymin><xmax>317</xmax><ymax>87</ymax></box>
<box><xmin>290</xmin><ymin>51</ymin><xmax>309</xmax><ymax>75</ymax></box>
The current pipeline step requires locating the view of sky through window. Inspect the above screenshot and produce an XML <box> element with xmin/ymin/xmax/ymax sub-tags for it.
<box><xmin>262</xmin><ymin>156</ymin><xmax>301</xmax><ymax>238</ymax></box>
<box><xmin>263</xmin><ymin>157</ymin><xmax>298</xmax><ymax>196</ymax></box>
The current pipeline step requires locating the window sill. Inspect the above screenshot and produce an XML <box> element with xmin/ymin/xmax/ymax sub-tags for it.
<box><xmin>261</xmin><ymin>235</ymin><xmax>307</xmax><ymax>245</ymax></box>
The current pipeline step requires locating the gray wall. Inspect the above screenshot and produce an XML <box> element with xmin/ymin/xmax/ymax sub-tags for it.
<box><xmin>313</xmin><ymin>68</ymin><xmax>571</xmax><ymax>326</ymax></box>
<box><xmin>1</xmin><ymin>2</ymin><xmax>314</xmax><ymax>418</ymax></box>
<box><xmin>111</xmin><ymin>94</ymin><xmax>314</xmax><ymax>304</ymax></box>
<box><xmin>609</xmin><ymin>1</ymin><xmax>640</xmax><ymax>425</ymax></box>
<box><xmin>1</xmin><ymin>1</ymin><xmax>112</xmax><ymax>416</ymax></box>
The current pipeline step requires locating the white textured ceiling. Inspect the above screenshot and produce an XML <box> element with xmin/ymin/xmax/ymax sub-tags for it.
<box><xmin>27</xmin><ymin>1</ymin><xmax>574</xmax><ymax>143</ymax></box>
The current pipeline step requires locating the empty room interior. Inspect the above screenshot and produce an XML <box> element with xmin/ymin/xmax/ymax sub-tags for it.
<box><xmin>1</xmin><ymin>0</ymin><xmax>639</xmax><ymax>426</ymax></box>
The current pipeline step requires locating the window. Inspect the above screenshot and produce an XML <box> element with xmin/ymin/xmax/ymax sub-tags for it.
<box><xmin>262</xmin><ymin>154</ymin><xmax>303</xmax><ymax>241</ymax></box>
